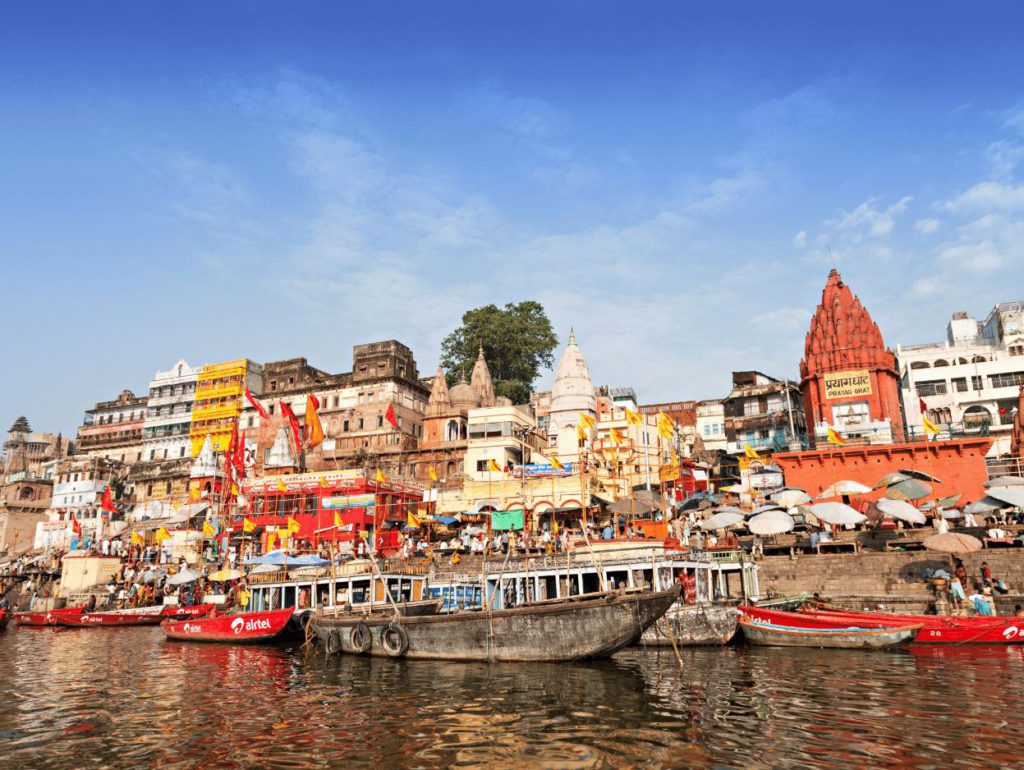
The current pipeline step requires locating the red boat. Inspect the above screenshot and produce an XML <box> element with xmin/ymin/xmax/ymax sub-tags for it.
<box><xmin>0</xmin><ymin>609</ymin><xmax>11</xmax><ymax>630</ymax></box>
<box><xmin>161</xmin><ymin>607</ymin><xmax>295</xmax><ymax>644</ymax></box>
<box><xmin>14</xmin><ymin>606</ymin><xmax>84</xmax><ymax>627</ymax></box>
<box><xmin>160</xmin><ymin>604</ymin><xmax>217</xmax><ymax>620</ymax></box>
<box><xmin>55</xmin><ymin>606</ymin><xmax>166</xmax><ymax>628</ymax></box>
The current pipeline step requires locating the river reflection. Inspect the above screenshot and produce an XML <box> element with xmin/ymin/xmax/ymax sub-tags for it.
<box><xmin>1</xmin><ymin>626</ymin><xmax>1022</xmax><ymax>768</ymax></box>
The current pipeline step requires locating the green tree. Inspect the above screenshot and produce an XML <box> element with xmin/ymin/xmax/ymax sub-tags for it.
<box><xmin>440</xmin><ymin>301</ymin><xmax>558</xmax><ymax>405</ymax></box>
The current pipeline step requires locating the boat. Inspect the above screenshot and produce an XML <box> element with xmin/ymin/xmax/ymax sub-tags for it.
<box><xmin>161</xmin><ymin>607</ymin><xmax>296</xmax><ymax>644</ymax></box>
<box><xmin>739</xmin><ymin>616</ymin><xmax>921</xmax><ymax>649</ymax></box>
<box><xmin>0</xmin><ymin>608</ymin><xmax>10</xmax><ymax>630</ymax></box>
<box><xmin>797</xmin><ymin>606</ymin><xmax>1024</xmax><ymax>645</ymax></box>
<box><xmin>314</xmin><ymin>588</ymin><xmax>678</xmax><ymax>662</ymax></box>
<box><xmin>639</xmin><ymin>604</ymin><xmax>738</xmax><ymax>646</ymax></box>
<box><xmin>14</xmin><ymin>606</ymin><xmax>84</xmax><ymax>627</ymax></box>
<box><xmin>55</xmin><ymin>606</ymin><xmax>166</xmax><ymax>628</ymax></box>
<box><xmin>160</xmin><ymin>604</ymin><xmax>217</xmax><ymax>620</ymax></box>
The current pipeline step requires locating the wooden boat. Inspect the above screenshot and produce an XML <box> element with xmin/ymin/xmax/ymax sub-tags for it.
<box><xmin>797</xmin><ymin>607</ymin><xmax>1024</xmax><ymax>645</ymax></box>
<box><xmin>160</xmin><ymin>604</ymin><xmax>217</xmax><ymax>620</ymax></box>
<box><xmin>314</xmin><ymin>588</ymin><xmax>678</xmax><ymax>662</ymax></box>
<box><xmin>161</xmin><ymin>607</ymin><xmax>295</xmax><ymax>644</ymax></box>
<box><xmin>639</xmin><ymin>603</ymin><xmax>738</xmax><ymax>647</ymax></box>
<box><xmin>739</xmin><ymin>616</ymin><xmax>921</xmax><ymax>649</ymax></box>
<box><xmin>55</xmin><ymin>606</ymin><xmax>166</xmax><ymax>627</ymax></box>
<box><xmin>14</xmin><ymin>606</ymin><xmax>84</xmax><ymax>627</ymax></box>
<box><xmin>317</xmin><ymin>597</ymin><xmax>442</xmax><ymax>619</ymax></box>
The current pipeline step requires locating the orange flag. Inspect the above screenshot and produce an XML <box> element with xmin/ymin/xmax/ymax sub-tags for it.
<box><xmin>306</xmin><ymin>394</ymin><xmax>324</xmax><ymax>448</ymax></box>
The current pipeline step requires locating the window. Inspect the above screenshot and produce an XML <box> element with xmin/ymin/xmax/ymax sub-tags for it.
<box><xmin>343</xmin><ymin>420</ymin><xmax>349</xmax><ymax>432</ymax></box>
<box><xmin>149</xmin><ymin>449</ymin><xmax>156</xmax><ymax>460</ymax></box>
<box><xmin>357</xmin><ymin>418</ymin><xmax>364</xmax><ymax>430</ymax></box>
<box><xmin>990</xmin><ymin>372</ymin><xmax>1024</xmax><ymax>389</ymax></box>
<box><xmin>166</xmin><ymin>481</ymin><xmax>172</xmax><ymax>494</ymax></box>
<box><xmin>180</xmin><ymin>447</ymin><xmax>186</xmax><ymax>458</ymax></box>
<box><xmin>972</xmin><ymin>375</ymin><xmax>983</xmax><ymax>391</ymax></box>
<box><xmin>377</xmin><ymin>416</ymin><xmax>384</xmax><ymax>428</ymax></box>
<box><xmin>952</xmin><ymin>378</ymin><xmax>968</xmax><ymax>393</ymax></box>
<box><xmin>476</xmin><ymin>460</ymin><xmax>490</xmax><ymax>472</ymax></box>
<box><xmin>915</xmin><ymin>380</ymin><xmax>947</xmax><ymax>396</ymax></box>
<box><xmin>910</xmin><ymin>361</ymin><xmax>930</xmax><ymax>370</ymax></box>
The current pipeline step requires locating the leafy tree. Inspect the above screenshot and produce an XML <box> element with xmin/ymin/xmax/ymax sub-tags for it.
<box><xmin>440</xmin><ymin>301</ymin><xmax>558</xmax><ymax>405</ymax></box>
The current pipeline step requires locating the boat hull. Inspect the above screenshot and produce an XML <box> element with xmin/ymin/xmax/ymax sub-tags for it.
<box><xmin>799</xmin><ymin>608</ymin><xmax>1024</xmax><ymax>645</ymax></box>
<box><xmin>57</xmin><ymin>607</ymin><xmax>166</xmax><ymax>627</ymax></box>
<box><xmin>739</xmin><ymin>617</ymin><xmax>921</xmax><ymax>649</ymax></box>
<box><xmin>14</xmin><ymin>607</ymin><xmax>84</xmax><ymax>627</ymax></box>
<box><xmin>0</xmin><ymin>609</ymin><xmax>10</xmax><ymax>629</ymax></box>
<box><xmin>315</xmin><ymin>589</ymin><xmax>678</xmax><ymax>662</ymax></box>
<box><xmin>161</xmin><ymin>608</ymin><xmax>295</xmax><ymax>643</ymax></box>
<box><xmin>639</xmin><ymin>603</ymin><xmax>737</xmax><ymax>646</ymax></box>
<box><xmin>160</xmin><ymin>604</ymin><xmax>216</xmax><ymax>620</ymax></box>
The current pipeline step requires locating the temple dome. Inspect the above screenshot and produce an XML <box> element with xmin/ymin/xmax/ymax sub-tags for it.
<box><xmin>449</xmin><ymin>375</ymin><xmax>480</xmax><ymax>410</ymax></box>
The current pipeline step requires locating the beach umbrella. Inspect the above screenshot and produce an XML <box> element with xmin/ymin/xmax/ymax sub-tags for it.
<box><xmin>984</xmin><ymin>476</ymin><xmax>1024</xmax><ymax>488</ymax></box>
<box><xmin>608</xmin><ymin>496</ymin><xmax>658</xmax><ymax>515</ymax></box>
<box><xmin>249</xmin><ymin>563</ymin><xmax>282</xmax><ymax>574</ymax></box>
<box><xmin>875</xmin><ymin>499</ymin><xmax>927</xmax><ymax>526</ymax></box>
<box><xmin>207</xmin><ymin>568</ymin><xmax>245</xmax><ymax>582</ymax></box>
<box><xmin>898</xmin><ymin>468</ymin><xmax>943</xmax><ymax>483</ymax></box>
<box><xmin>700</xmin><ymin>511</ymin><xmax>745</xmax><ymax>530</ymax></box>
<box><xmin>817</xmin><ymin>480</ymin><xmax>872</xmax><ymax>499</ymax></box>
<box><xmin>633</xmin><ymin>490</ymin><xmax>663</xmax><ymax>509</ymax></box>
<box><xmin>965</xmin><ymin>497</ymin><xmax>1004</xmax><ymax>515</ymax></box>
<box><xmin>721</xmin><ymin>484</ymin><xmax>749</xmax><ymax>494</ymax></box>
<box><xmin>289</xmin><ymin>555</ymin><xmax>331</xmax><ymax>568</ymax></box>
<box><xmin>985</xmin><ymin>486</ymin><xmax>1024</xmax><ymax>509</ymax></box>
<box><xmin>166</xmin><ymin>568</ymin><xmax>199</xmax><ymax>586</ymax></box>
<box><xmin>921</xmin><ymin>494</ymin><xmax>963</xmax><ymax>510</ymax></box>
<box><xmin>771</xmin><ymin>488</ymin><xmax>812</xmax><ymax>508</ymax></box>
<box><xmin>747</xmin><ymin>510</ymin><xmax>795</xmax><ymax>536</ymax></box>
<box><xmin>809</xmin><ymin>502</ymin><xmax>866</xmax><ymax>526</ymax></box>
<box><xmin>749</xmin><ymin>503</ymin><xmax>786</xmax><ymax>517</ymax></box>
<box><xmin>923</xmin><ymin>532</ymin><xmax>982</xmax><ymax>554</ymax></box>
<box><xmin>874</xmin><ymin>472</ymin><xmax>911</xmax><ymax>489</ymax></box>
<box><xmin>883</xmin><ymin>479</ymin><xmax>932</xmax><ymax>502</ymax></box>
<box><xmin>941</xmin><ymin>509</ymin><xmax>965</xmax><ymax>520</ymax></box>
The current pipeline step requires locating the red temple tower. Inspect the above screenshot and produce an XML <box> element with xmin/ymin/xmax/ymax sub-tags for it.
<box><xmin>800</xmin><ymin>269</ymin><xmax>905</xmax><ymax>444</ymax></box>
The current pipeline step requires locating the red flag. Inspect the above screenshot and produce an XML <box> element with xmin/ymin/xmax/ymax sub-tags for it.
<box><xmin>233</xmin><ymin>429</ymin><xmax>246</xmax><ymax>476</ymax></box>
<box><xmin>224</xmin><ymin>423</ymin><xmax>238</xmax><ymax>483</ymax></box>
<box><xmin>279</xmin><ymin>400</ymin><xmax>302</xmax><ymax>458</ymax></box>
<box><xmin>309</xmin><ymin>393</ymin><xmax>320</xmax><ymax>410</ymax></box>
<box><xmin>245</xmin><ymin>388</ymin><xmax>269</xmax><ymax>420</ymax></box>
<box><xmin>384</xmin><ymin>403</ymin><xmax>398</xmax><ymax>430</ymax></box>
<box><xmin>100</xmin><ymin>486</ymin><xmax>117</xmax><ymax>514</ymax></box>
<box><xmin>918</xmin><ymin>397</ymin><xmax>927</xmax><ymax>413</ymax></box>
<box><xmin>71</xmin><ymin>517</ymin><xmax>82</xmax><ymax>537</ymax></box>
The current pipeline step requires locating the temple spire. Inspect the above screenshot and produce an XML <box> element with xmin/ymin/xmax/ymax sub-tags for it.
<box><xmin>470</xmin><ymin>347</ymin><xmax>496</xmax><ymax>407</ymax></box>
<box><xmin>426</xmin><ymin>366</ymin><xmax>452</xmax><ymax>417</ymax></box>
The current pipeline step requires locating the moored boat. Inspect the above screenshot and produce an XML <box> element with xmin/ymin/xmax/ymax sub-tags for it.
<box><xmin>797</xmin><ymin>607</ymin><xmax>1024</xmax><ymax>645</ymax></box>
<box><xmin>161</xmin><ymin>607</ymin><xmax>295</xmax><ymax>644</ymax></box>
<box><xmin>0</xmin><ymin>608</ymin><xmax>10</xmax><ymax>630</ymax></box>
<box><xmin>14</xmin><ymin>606</ymin><xmax>84</xmax><ymax>627</ymax></box>
<box><xmin>639</xmin><ymin>604</ymin><xmax>738</xmax><ymax>647</ymax></box>
<box><xmin>55</xmin><ymin>606</ymin><xmax>166</xmax><ymax>627</ymax></box>
<box><xmin>314</xmin><ymin>588</ymin><xmax>677</xmax><ymax>662</ymax></box>
<box><xmin>160</xmin><ymin>604</ymin><xmax>217</xmax><ymax>620</ymax></box>
<box><xmin>739</xmin><ymin>616</ymin><xmax>921</xmax><ymax>649</ymax></box>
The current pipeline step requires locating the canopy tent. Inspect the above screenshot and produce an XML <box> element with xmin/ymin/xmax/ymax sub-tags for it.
<box><xmin>289</xmin><ymin>555</ymin><xmax>332</xmax><ymax>568</ymax></box>
<box><xmin>243</xmin><ymin>549</ymin><xmax>292</xmax><ymax>566</ymax></box>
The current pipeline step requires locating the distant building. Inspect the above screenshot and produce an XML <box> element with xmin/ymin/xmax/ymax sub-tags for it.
<box><xmin>1</xmin><ymin>417</ymin><xmax>61</xmax><ymax>552</ymax></box>
<box><xmin>189</xmin><ymin>359</ymin><xmax>263</xmax><ymax>456</ymax></box>
<box><xmin>695</xmin><ymin>400</ymin><xmax>727</xmax><ymax>453</ymax></box>
<box><xmin>723</xmin><ymin>371</ymin><xmax>805</xmax><ymax>454</ymax></box>
<box><xmin>897</xmin><ymin>302</ymin><xmax>1024</xmax><ymax>456</ymax></box>
<box><xmin>76</xmin><ymin>389</ymin><xmax>149</xmax><ymax>463</ymax></box>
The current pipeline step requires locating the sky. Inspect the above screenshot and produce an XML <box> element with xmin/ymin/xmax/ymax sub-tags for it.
<box><xmin>3</xmin><ymin>1</ymin><xmax>1024</xmax><ymax>437</ymax></box>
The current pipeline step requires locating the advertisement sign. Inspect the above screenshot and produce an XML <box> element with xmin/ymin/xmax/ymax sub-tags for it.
<box><xmin>509</xmin><ymin>463</ymin><xmax>575</xmax><ymax>478</ymax></box>
<box><xmin>823</xmin><ymin>369</ymin><xmax>872</xmax><ymax>400</ymax></box>
<box><xmin>321</xmin><ymin>493</ymin><xmax>375</xmax><ymax>511</ymax></box>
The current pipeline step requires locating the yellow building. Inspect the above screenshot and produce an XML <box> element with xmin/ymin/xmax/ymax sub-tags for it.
<box><xmin>189</xmin><ymin>359</ymin><xmax>263</xmax><ymax>455</ymax></box>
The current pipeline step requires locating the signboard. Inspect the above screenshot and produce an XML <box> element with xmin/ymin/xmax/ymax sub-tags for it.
<box><xmin>823</xmin><ymin>370</ymin><xmax>872</xmax><ymax>400</ymax></box>
<box><xmin>321</xmin><ymin>493</ymin><xmax>375</xmax><ymax>511</ymax></box>
<box><xmin>509</xmin><ymin>463</ymin><xmax>575</xmax><ymax>478</ymax></box>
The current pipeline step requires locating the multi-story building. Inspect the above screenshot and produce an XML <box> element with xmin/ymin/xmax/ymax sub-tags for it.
<box><xmin>142</xmin><ymin>358</ymin><xmax>199</xmax><ymax>461</ymax></box>
<box><xmin>76</xmin><ymin>389</ymin><xmax>148</xmax><ymax>463</ymax></box>
<box><xmin>695</xmin><ymin>400</ymin><xmax>727</xmax><ymax>453</ymax></box>
<box><xmin>36</xmin><ymin>455</ymin><xmax>126</xmax><ymax>548</ymax></box>
<box><xmin>0</xmin><ymin>417</ymin><xmax>63</xmax><ymax>552</ymax></box>
<box><xmin>639</xmin><ymin>399</ymin><xmax>697</xmax><ymax>457</ymax></box>
<box><xmin>897</xmin><ymin>303</ymin><xmax>1024</xmax><ymax>456</ymax></box>
<box><xmin>723</xmin><ymin>371</ymin><xmax>806</xmax><ymax>454</ymax></box>
<box><xmin>189</xmin><ymin>358</ymin><xmax>263</xmax><ymax>455</ymax></box>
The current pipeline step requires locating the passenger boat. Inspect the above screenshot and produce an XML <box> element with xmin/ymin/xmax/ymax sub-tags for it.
<box><xmin>14</xmin><ymin>606</ymin><xmax>84</xmax><ymax>627</ymax></box>
<box><xmin>739</xmin><ymin>616</ymin><xmax>922</xmax><ymax>649</ymax></box>
<box><xmin>797</xmin><ymin>607</ymin><xmax>1024</xmax><ymax>645</ymax></box>
<box><xmin>161</xmin><ymin>607</ymin><xmax>295</xmax><ymax>644</ymax></box>
<box><xmin>55</xmin><ymin>606</ymin><xmax>166</xmax><ymax>627</ymax></box>
<box><xmin>639</xmin><ymin>604</ymin><xmax>738</xmax><ymax>647</ymax></box>
<box><xmin>314</xmin><ymin>588</ymin><xmax>678</xmax><ymax>662</ymax></box>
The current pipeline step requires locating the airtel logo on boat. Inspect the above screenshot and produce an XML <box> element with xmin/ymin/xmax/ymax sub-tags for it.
<box><xmin>82</xmin><ymin>615</ymin><xmax>105</xmax><ymax>623</ymax></box>
<box><xmin>1003</xmin><ymin>626</ymin><xmax>1020</xmax><ymax>640</ymax></box>
<box><xmin>183</xmin><ymin>623</ymin><xmax>203</xmax><ymax>633</ymax></box>
<box><xmin>231</xmin><ymin>616</ymin><xmax>271</xmax><ymax>634</ymax></box>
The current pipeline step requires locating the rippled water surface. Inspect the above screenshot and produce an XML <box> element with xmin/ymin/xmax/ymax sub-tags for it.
<box><xmin>1</xmin><ymin>625</ymin><xmax>1023</xmax><ymax>768</ymax></box>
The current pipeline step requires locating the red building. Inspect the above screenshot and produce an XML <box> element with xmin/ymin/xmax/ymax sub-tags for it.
<box><xmin>238</xmin><ymin>470</ymin><xmax>422</xmax><ymax>555</ymax></box>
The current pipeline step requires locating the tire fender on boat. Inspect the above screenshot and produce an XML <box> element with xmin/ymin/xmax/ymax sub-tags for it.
<box><xmin>351</xmin><ymin>622</ymin><xmax>372</xmax><ymax>654</ymax></box>
<box><xmin>380</xmin><ymin>622</ymin><xmax>409</xmax><ymax>658</ymax></box>
<box><xmin>325</xmin><ymin>629</ymin><xmax>342</xmax><ymax>656</ymax></box>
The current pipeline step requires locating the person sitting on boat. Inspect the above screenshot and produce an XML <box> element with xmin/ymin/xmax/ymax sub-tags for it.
<box><xmin>602</xmin><ymin>524</ymin><xmax>614</xmax><ymax>540</ymax></box>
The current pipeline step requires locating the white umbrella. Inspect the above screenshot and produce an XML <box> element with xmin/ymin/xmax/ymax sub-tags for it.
<box><xmin>747</xmin><ymin>510</ymin><xmax>795</xmax><ymax>536</ymax></box>
<box><xmin>875</xmin><ymin>499</ymin><xmax>927</xmax><ymax>525</ymax></box>
<box><xmin>771</xmin><ymin>489</ymin><xmax>812</xmax><ymax>508</ymax></box>
<box><xmin>941</xmin><ymin>509</ymin><xmax>965</xmax><ymax>520</ymax></box>
<box><xmin>984</xmin><ymin>475</ymin><xmax>1024</xmax><ymax>488</ymax></box>
<box><xmin>985</xmin><ymin>486</ymin><xmax>1024</xmax><ymax>509</ymax></box>
<box><xmin>700</xmin><ymin>511</ymin><xmax>745</xmax><ymax>530</ymax></box>
<box><xmin>809</xmin><ymin>502</ymin><xmax>866</xmax><ymax>526</ymax></box>
<box><xmin>749</xmin><ymin>504</ymin><xmax>786</xmax><ymax>517</ymax></box>
<box><xmin>166</xmin><ymin>568</ymin><xmax>199</xmax><ymax>586</ymax></box>
<box><xmin>817</xmin><ymin>480</ymin><xmax>872</xmax><ymax>499</ymax></box>
<box><xmin>965</xmin><ymin>497</ymin><xmax>1003</xmax><ymax>514</ymax></box>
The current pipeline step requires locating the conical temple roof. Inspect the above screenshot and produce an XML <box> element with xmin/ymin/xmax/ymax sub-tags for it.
<box><xmin>8</xmin><ymin>416</ymin><xmax>30</xmax><ymax>434</ymax></box>
<box><xmin>470</xmin><ymin>347</ymin><xmax>496</xmax><ymax>408</ymax></box>
<box><xmin>549</xmin><ymin>329</ymin><xmax>596</xmax><ymax>430</ymax></box>
<box><xmin>426</xmin><ymin>366</ymin><xmax>452</xmax><ymax>417</ymax></box>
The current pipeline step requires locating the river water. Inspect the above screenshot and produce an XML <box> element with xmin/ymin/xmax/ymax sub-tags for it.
<box><xmin>1</xmin><ymin>626</ymin><xmax>1021</xmax><ymax>769</ymax></box>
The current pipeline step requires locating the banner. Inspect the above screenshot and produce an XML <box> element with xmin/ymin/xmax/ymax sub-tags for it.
<box><xmin>321</xmin><ymin>493</ymin><xmax>375</xmax><ymax>511</ymax></box>
<box><xmin>823</xmin><ymin>370</ymin><xmax>872</xmax><ymax>400</ymax></box>
<box><xmin>490</xmin><ymin>509</ymin><xmax>524</xmax><ymax>531</ymax></box>
<box><xmin>509</xmin><ymin>463</ymin><xmax>575</xmax><ymax>478</ymax></box>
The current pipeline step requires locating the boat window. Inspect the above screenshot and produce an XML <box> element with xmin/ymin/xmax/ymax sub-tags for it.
<box><xmin>282</xmin><ymin>586</ymin><xmax>296</xmax><ymax>608</ymax></box>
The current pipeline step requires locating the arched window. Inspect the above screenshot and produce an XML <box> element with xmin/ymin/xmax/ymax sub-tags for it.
<box><xmin>962</xmin><ymin>405</ymin><xmax>992</xmax><ymax>428</ymax></box>
<box><xmin>1009</xmin><ymin>345</ymin><xmax>1024</xmax><ymax>357</ymax></box>
<box><xmin>910</xmin><ymin>361</ymin><xmax>930</xmax><ymax>370</ymax></box>
<box><xmin>933</xmin><ymin>359</ymin><xmax>949</xmax><ymax>367</ymax></box>
<box><xmin>972</xmin><ymin>355</ymin><xmax>987</xmax><ymax>364</ymax></box>
<box><xmin>445</xmin><ymin>420</ymin><xmax>458</xmax><ymax>442</ymax></box>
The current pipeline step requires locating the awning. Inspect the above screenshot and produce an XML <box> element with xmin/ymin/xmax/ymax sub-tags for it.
<box><xmin>488</xmin><ymin>509</ymin><xmax>524</xmax><ymax>531</ymax></box>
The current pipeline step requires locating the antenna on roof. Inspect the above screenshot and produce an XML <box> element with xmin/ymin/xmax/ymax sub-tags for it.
<box><xmin>826</xmin><ymin>244</ymin><xmax>837</xmax><ymax>269</ymax></box>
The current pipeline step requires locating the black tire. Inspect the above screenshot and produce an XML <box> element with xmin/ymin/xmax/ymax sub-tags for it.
<box><xmin>351</xmin><ymin>622</ymin><xmax>372</xmax><ymax>654</ymax></box>
<box><xmin>380</xmin><ymin>622</ymin><xmax>409</xmax><ymax>658</ymax></box>
<box><xmin>325</xmin><ymin>629</ymin><xmax>342</xmax><ymax>656</ymax></box>
<box><xmin>298</xmin><ymin>611</ymin><xmax>313</xmax><ymax>629</ymax></box>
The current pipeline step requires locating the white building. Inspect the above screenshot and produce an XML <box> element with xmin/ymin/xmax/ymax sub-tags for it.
<box><xmin>897</xmin><ymin>303</ymin><xmax>1024</xmax><ymax>456</ymax></box>
<box><xmin>695</xmin><ymin>400</ymin><xmax>727</xmax><ymax>452</ymax></box>
<box><xmin>142</xmin><ymin>359</ymin><xmax>199</xmax><ymax>461</ymax></box>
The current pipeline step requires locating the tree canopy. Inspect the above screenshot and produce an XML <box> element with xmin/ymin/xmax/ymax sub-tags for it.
<box><xmin>440</xmin><ymin>301</ymin><xmax>558</xmax><ymax>405</ymax></box>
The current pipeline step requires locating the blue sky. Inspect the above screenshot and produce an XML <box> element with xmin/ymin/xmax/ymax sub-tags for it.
<box><xmin>3</xmin><ymin>2</ymin><xmax>1024</xmax><ymax>436</ymax></box>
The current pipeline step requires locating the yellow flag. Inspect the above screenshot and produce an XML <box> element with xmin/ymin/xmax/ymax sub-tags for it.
<box><xmin>287</xmin><ymin>515</ymin><xmax>301</xmax><ymax>534</ymax></box>
<box><xmin>376</xmin><ymin>469</ymin><xmax>388</xmax><ymax>484</ymax></box>
<box><xmin>610</xmin><ymin>427</ymin><xmax>624</xmax><ymax>443</ymax></box>
<box><xmin>625</xmin><ymin>408</ymin><xmax>643</xmax><ymax>427</ymax></box>
<box><xmin>550</xmin><ymin>456</ymin><xmax>565</xmax><ymax>471</ymax></box>
<box><xmin>231</xmin><ymin>483</ymin><xmax>239</xmax><ymax>497</ymax></box>
<box><xmin>488</xmin><ymin>458</ymin><xmax>502</xmax><ymax>473</ymax></box>
<box><xmin>826</xmin><ymin>426</ymin><xmax>846</xmax><ymax>446</ymax></box>
<box><xmin>657</xmin><ymin>412</ymin><xmax>675</xmax><ymax>440</ymax></box>
<box><xmin>552</xmin><ymin>519</ymin><xmax>559</xmax><ymax>535</ymax></box>
<box><xmin>334</xmin><ymin>511</ymin><xmax>344</xmax><ymax>528</ymax></box>
<box><xmin>276</xmin><ymin>479</ymin><xmax>287</xmax><ymax>492</ymax></box>
<box><xmin>923</xmin><ymin>416</ymin><xmax>940</xmax><ymax>436</ymax></box>
<box><xmin>266</xmin><ymin>531</ymin><xmax>277</xmax><ymax>551</ymax></box>
<box><xmin>407</xmin><ymin>511</ymin><xmax>420</xmax><ymax>528</ymax></box>
<box><xmin>744</xmin><ymin>442</ymin><xmax>761</xmax><ymax>460</ymax></box>
<box><xmin>578</xmin><ymin>412</ymin><xmax>596</xmax><ymax>430</ymax></box>
<box><xmin>154</xmin><ymin>527</ymin><xmax>171</xmax><ymax>543</ymax></box>
<box><xmin>428</xmin><ymin>465</ymin><xmax>438</xmax><ymax>482</ymax></box>
<box><xmin>202</xmin><ymin>520</ymin><xmax>215</xmax><ymax>537</ymax></box>
<box><xmin>130</xmin><ymin>530</ymin><xmax>144</xmax><ymax>546</ymax></box>
<box><xmin>576</xmin><ymin>424</ymin><xmax>588</xmax><ymax>442</ymax></box>
<box><xmin>242</xmin><ymin>517</ymin><xmax>256</xmax><ymax>533</ymax></box>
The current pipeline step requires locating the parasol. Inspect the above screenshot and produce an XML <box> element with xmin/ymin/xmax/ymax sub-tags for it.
<box><xmin>749</xmin><ymin>503</ymin><xmax>786</xmax><ymax>517</ymax></box>
<box><xmin>608</xmin><ymin>496</ymin><xmax>658</xmax><ymax>515</ymax></box>
<box><xmin>207</xmin><ymin>568</ymin><xmax>245</xmax><ymax>582</ymax></box>
<box><xmin>166</xmin><ymin>568</ymin><xmax>199</xmax><ymax>586</ymax></box>
<box><xmin>883</xmin><ymin>478</ymin><xmax>932</xmax><ymax>501</ymax></box>
<box><xmin>920</xmin><ymin>494</ymin><xmax>962</xmax><ymax>510</ymax></box>
<box><xmin>984</xmin><ymin>475</ymin><xmax>1024</xmax><ymax>488</ymax></box>
<box><xmin>874</xmin><ymin>472</ymin><xmax>911</xmax><ymax>489</ymax></box>
<box><xmin>700</xmin><ymin>511</ymin><xmax>745</xmax><ymax>530</ymax></box>
<box><xmin>809</xmin><ymin>502</ymin><xmax>866</xmax><ymax>526</ymax></box>
<box><xmin>923</xmin><ymin>532</ymin><xmax>982</xmax><ymax>554</ymax></box>
<box><xmin>771</xmin><ymin>488</ymin><xmax>812</xmax><ymax>508</ymax></box>
<box><xmin>747</xmin><ymin>510</ymin><xmax>795</xmax><ymax>536</ymax></box>
<box><xmin>940</xmin><ymin>509</ymin><xmax>965</xmax><ymax>520</ymax></box>
<box><xmin>817</xmin><ymin>480</ymin><xmax>872</xmax><ymax>499</ymax></box>
<box><xmin>964</xmin><ymin>497</ymin><xmax>1004</xmax><ymax>515</ymax></box>
<box><xmin>875</xmin><ymin>499</ymin><xmax>927</xmax><ymax>525</ymax></box>
<box><xmin>985</xmin><ymin>486</ymin><xmax>1024</xmax><ymax>509</ymax></box>
<box><xmin>897</xmin><ymin>468</ymin><xmax>943</xmax><ymax>483</ymax></box>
